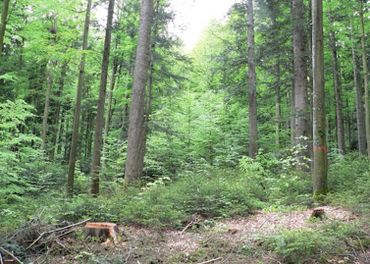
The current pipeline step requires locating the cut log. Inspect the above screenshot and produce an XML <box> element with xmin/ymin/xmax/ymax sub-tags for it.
<box><xmin>311</xmin><ymin>208</ymin><xmax>325</xmax><ymax>219</ymax></box>
<box><xmin>84</xmin><ymin>222</ymin><xmax>119</xmax><ymax>243</ymax></box>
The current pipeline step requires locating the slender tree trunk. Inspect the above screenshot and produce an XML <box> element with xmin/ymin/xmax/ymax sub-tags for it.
<box><xmin>66</xmin><ymin>0</ymin><xmax>92</xmax><ymax>196</ymax></box>
<box><xmin>54</xmin><ymin>109</ymin><xmax>64</xmax><ymax>159</ymax></box>
<box><xmin>0</xmin><ymin>0</ymin><xmax>10</xmax><ymax>56</ymax></box>
<box><xmin>104</xmin><ymin>62</ymin><xmax>119</xmax><ymax>140</ymax></box>
<box><xmin>312</xmin><ymin>0</ymin><xmax>327</xmax><ymax>197</ymax></box>
<box><xmin>41</xmin><ymin>64</ymin><xmax>53</xmax><ymax>151</ymax></box>
<box><xmin>290</xmin><ymin>77</ymin><xmax>295</xmax><ymax>144</ymax></box>
<box><xmin>351</xmin><ymin>24</ymin><xmax>367</xmax><ymax>154</ymax></box>
<box><xmin>359</xmin><ymin>0</ymin><xmax>370</xmax><ymax>158</ymax></box>
<box><xmin>51</xmin><ymin>63</ymin><xmax>68</xmax><ymax>160</ymax></box>
<box><xmin>328</xmin><ymin>26</ymin><xmax>345</xmax><ymax>154</ymax></box>
<box><xmin>90</xmin><ymin>0</ymin><xmax>115</xmax><ymax>195</ymax></box>
<box><xmin>275</xmin><ymin>62</ymin><xmax>281</xmax><ymax>147</ymax></box>
<box><xmin>124</xmin><ymin>0</ymin><xmax>154</xmax><ymax>184</ymax></box>
<box><xmin>101</xmin><ymin>61</ymin><xmax>119</xmax><ymax>170</ymax></box>
<box><xmin>292</xmin><ymin>0</ymin><xmax>309</xmax><ymax>158</ymax></box>
<box><xmin>247</xmin><ymin>0</ymin><xmax>258</xmax><ymax>158</ymax></box>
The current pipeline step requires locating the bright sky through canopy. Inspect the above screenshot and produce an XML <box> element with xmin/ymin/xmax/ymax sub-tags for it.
<box><xmin>170</xmin><ymin>0</ymin><xmax>236</xmax><ymax>51</ymax></box>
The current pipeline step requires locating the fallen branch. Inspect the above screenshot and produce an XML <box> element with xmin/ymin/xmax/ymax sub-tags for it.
<box><xmin>181</xmin><ymin>215</ymin><xmax>201</xmax><ymax>234</ymax></box>
<box><xmin>196</xmin><ymin>257</ymin><xmax>223</xmax><ymax>264</ymax></box>
<box><xmin>27</xmin><ymin>218</ymin><xmax>91</xmax><ymax>249</ymax></box>
<box><xmin>0</xmin><ymin>246</ymin><xmax>23</xmax><ymax>264</ymax></box>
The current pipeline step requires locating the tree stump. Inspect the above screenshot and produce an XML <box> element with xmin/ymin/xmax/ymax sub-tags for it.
<box><xmin>84</xmin><ymin>222</ymin><xmax>119</xmax><ymax>243</ymax></box>
<box><xmin>311</xmin><ymin>208</ymin><xmax>325</xmax><ymax>219</ymax></box>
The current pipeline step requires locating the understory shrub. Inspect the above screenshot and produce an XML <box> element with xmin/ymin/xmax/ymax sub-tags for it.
<box><xmin>262</xmin><ymin>221</ymin><xmax>369</xmax><ymax>263</ymax></box>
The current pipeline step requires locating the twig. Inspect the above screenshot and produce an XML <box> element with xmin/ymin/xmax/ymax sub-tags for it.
<box><xmin>257</xmin><ymin>214</ymin><xmax>275</xmax><ymax>230</ymax></box>
<box><xmin>27</xmin><ymin>218</ymin><xmax>91</xmax><ymax>249</ymax></box>
<box><xmin>0</xmin><ymin>253</ymin><xmax>4</xmax><ymax>264</ymax></box>
<box><xmin>0</xmin><ymin>246</ymin><xmax>23</xmax><ymax>264</ymax></box>
<box><xmin>181</xmin><ymin>215</ymin><xmax>201</xmax><ymax>234</ymax></box>
<box><xmin>196</xmin><ymin>257</ymin><xmax>223</xmax><ymax>264</ymax></box>
<box><xmin>180</xmin><ymin>220</ymin><xmax>197</xmax><ymax>234</ymax></box>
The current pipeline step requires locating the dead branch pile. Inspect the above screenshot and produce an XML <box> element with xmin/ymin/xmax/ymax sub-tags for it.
<box><xmin>0</xmin><ymin>218</ymin><xmax>90</xmax><ymax>263</ymax></box>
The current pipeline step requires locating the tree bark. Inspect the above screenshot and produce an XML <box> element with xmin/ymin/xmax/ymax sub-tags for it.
<box><xmin>67</xmin><ymin>0</ymin><xmax>92</xmax><ymax>196</ymax></box>
<box><xmin>351</xmin><ymin>23</ymin><xmax>367</xmax><ymax>154</ymax></box>
<box><xmin>0</xmin><ymin>0</ymin><xmax>10</xmax><ymax>56</ymax></box>
<box><xmin>359</xmin><ymin>0</ymin><xmax>370</xmax><ymax>158</ymax></box>
<box><xmin>312</xmin><ymin>0</ymin><xmax>327</xmax><ymax>197</ymax></box>
<box><xmin>292</xmin><ymin>0</ymin><xmax>309</xmax><ymax>159</ymax></box>
<box><xmin>328</xmin><ymin>22</ymin><xmax>345</xmax><ymax>154</ymax></box>
<box><xmin>41</xmin><ymin>64</ymin><xmax>53</xmax><ymax>151</ymax></box>
<box><xmin>90</xmin><ymin>0</ymin><xmax>115</xmax><ymax>195</ymax></box>
<box><xmin>51</xmin><ymin>63</ymin><xmax>68</xmax><ymax>160</ymax></box>
<box><xmin>124</xmin><ymin>0</ymin><xmax>154</xmax><ymax>184</ymax></box>
<box><xmin>275</xmin><ymin>62</ymin><xmax>281</xmax><ymax>147</ymax></box>
<box><xmin>247</xmin><ymin>0</ymin><xmax>258</xmax><ymax>158</ymax></box>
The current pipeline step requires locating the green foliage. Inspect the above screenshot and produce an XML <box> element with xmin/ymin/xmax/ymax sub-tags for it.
<box><xmin>239</xmin><ymin>151</ymin><xmax>312</xmax><ymax>207</ymax></box>
<box><xmin>327</xmin><ymin>153</ymin><xmax>370</xmax><ymax>213</ymax></box>
<box><xmin>262</xmin><ymin>222</ymin><xmax>368</xmax><ymax>263</ymax></box>
<box><xmin>46</xmin><ymin>169</ymin><xmax>262</xmax><ymax>229</ymax></box>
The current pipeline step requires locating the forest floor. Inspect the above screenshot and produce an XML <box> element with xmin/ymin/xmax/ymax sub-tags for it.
<box><xmin>32</xmin><ymin>206</ymin><xmax>370</xmax><ymax>264</ymax></box>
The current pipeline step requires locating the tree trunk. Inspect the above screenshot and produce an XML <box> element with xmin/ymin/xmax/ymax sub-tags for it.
<box><xmin>90</xmin><ymin>0</ymin><xmax>115</xmax><ymax>195</ymax></box>
<box><xmin>312</xmin><ymin>0</ymin><xmax>327</xmax><ymax>197</ymax></box>
<box><xmin>292</xmin><ymin>0</ymin><xmax>309</xmax><ymax>159</ymax></box>
<box><xmin>275</xmin><ymin>62</ymin><xmax>281</xmax><ymax>147</ymax></box>
<box><xmin>41</xmin><ymin>64</ymin><xmax>53</xmax><ymax>151</ymax></box>
<box><xmin>359</xmin><ymin>0</ymin><xmax>370</xmax><ymax>158</ymax></box>
<box><xmin>0</xmin><ymin>0</ymin><xmax>10</xmax><ymax>56</ymax></box>
<box><xmin>351</xmin><ymin>24</ymin><xmax>367</xmax><ymax>154</ymax></box>
<box><xmin>124</xmin><ymin>0</ymin><xmax>154</xmax><ymax>184</ymax></box>
<box><xmin>328</xmin><ymin>24</ymin><xmax>345</xmax><ymax>154</ymax></box>
<box><xmin>66</xmin><ymin>0</ymin><xmax>92</xmax><ymax>196</ymax></box>
<box><xmin>51</xmin><ymin>63</ymin><xmax>68</xmax><ymax>160</ymax></box>
<box><xmin>247</xmin><ymin>0</ymin><xmax>258</xmax><ymax>158</ymax></box>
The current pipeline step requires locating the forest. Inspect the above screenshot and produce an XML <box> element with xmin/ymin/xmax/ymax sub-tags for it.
<box><xmin>0</xmin><ymin>0</ymin><xmax>369</xmax><ymax>263</ymax></box>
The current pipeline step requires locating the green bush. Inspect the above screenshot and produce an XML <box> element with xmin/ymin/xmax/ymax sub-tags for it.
<box><xmin>50</xmin><ymin>169</ymin><xmax>262</xmax><ymax>229</ymax></box>
<box><xmin>262</xmin><ymin>222</ymin><xmax>368</xmax><ymax>264</ymax></box>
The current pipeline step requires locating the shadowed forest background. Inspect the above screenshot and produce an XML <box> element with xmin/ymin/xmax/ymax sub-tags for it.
<box><xmin>0</xmin><ymin>0</ymin><xmax>369</xmax><ymax>263</ymax></box>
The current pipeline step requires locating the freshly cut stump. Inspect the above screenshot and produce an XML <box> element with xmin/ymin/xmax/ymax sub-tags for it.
<box><xmin>85</xmin><ymin>222</ymin><xmax>119</xmax><ymax>243</ymax></box>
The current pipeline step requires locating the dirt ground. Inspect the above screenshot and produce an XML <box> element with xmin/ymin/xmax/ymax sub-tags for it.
<box><xmin>29</xmin><ymin>206</ymin><xmax>369</xmax><ymax>264</ymax></box>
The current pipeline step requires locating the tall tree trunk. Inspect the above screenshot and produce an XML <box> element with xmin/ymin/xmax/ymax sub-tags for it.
<box><xmin>328</xmin><ymin>24</ymin><xmax>345</xmax><ymax>154</ymax></box>
<box><xmin>53</xmin><ymin>109</ymin><xmax>64</xmax><ymax>159</ymax></box>
<box><xmin>104</xmin><ymin>61</ymin><xmax>119</xmax><ymax>140</ymax></box>
<box><xmin>247</xmin><ymin>0</ymin><xmax>258</xmax><ymax>158</ymax></box>
<box><xmin>101</xmin><ymin>61</ymin><xmax>119</xmax><ymax>170</ymax></box>
<box><xmin>41</xmin><ymin>64</ymin><xmax>53</xmax><ymax>151</ymax></box>
<box><xmin>275</xmin><ymin>62</ymin><xmax>281</xmax><ymax>147</ymax></box>
<box><xmin>124</xmin><ymin>0</ymin><xmax>154</xmax><ymax>184</ymax></box>
<box><xmin>351</xmin><ymin>24</ymin><xmax>367</xmax><ymax>154</ymax></box>
<box><xmin>292</xmin><ymin>0</ymin><xmax>309</xmax><ymax>160</ymax></box>
<box><xmin>51</xmin><ymin>63</ymin><xmax>68</xmax><ymax>160</ymax></box>
<box><xmin>0</xmin><ymin>0</ymin><xmax>10</xmax><ymax>56</ymax></box>
<box><xmin>67</xmin><ymin>0</ymin><xmax>92</xmax><ymax>196</ymax></box>
<box><xmin>359</xmin><ymin>0</ymin><xmax>370</xmax><ymax>158</ymax></box>
<box><xmin>312</xmin><ymin>0</ymin><xmax>327</xmax><ymax>197</ymax></box>
<box><xmin>90</xmin><ymin>0</ymin><xmax>115</xmax><ymax>195</ymax></box>
<box><xmin>290</xmin><ymin>77</ymin><xmax>295</xmax><ymax>144</ymax></box>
